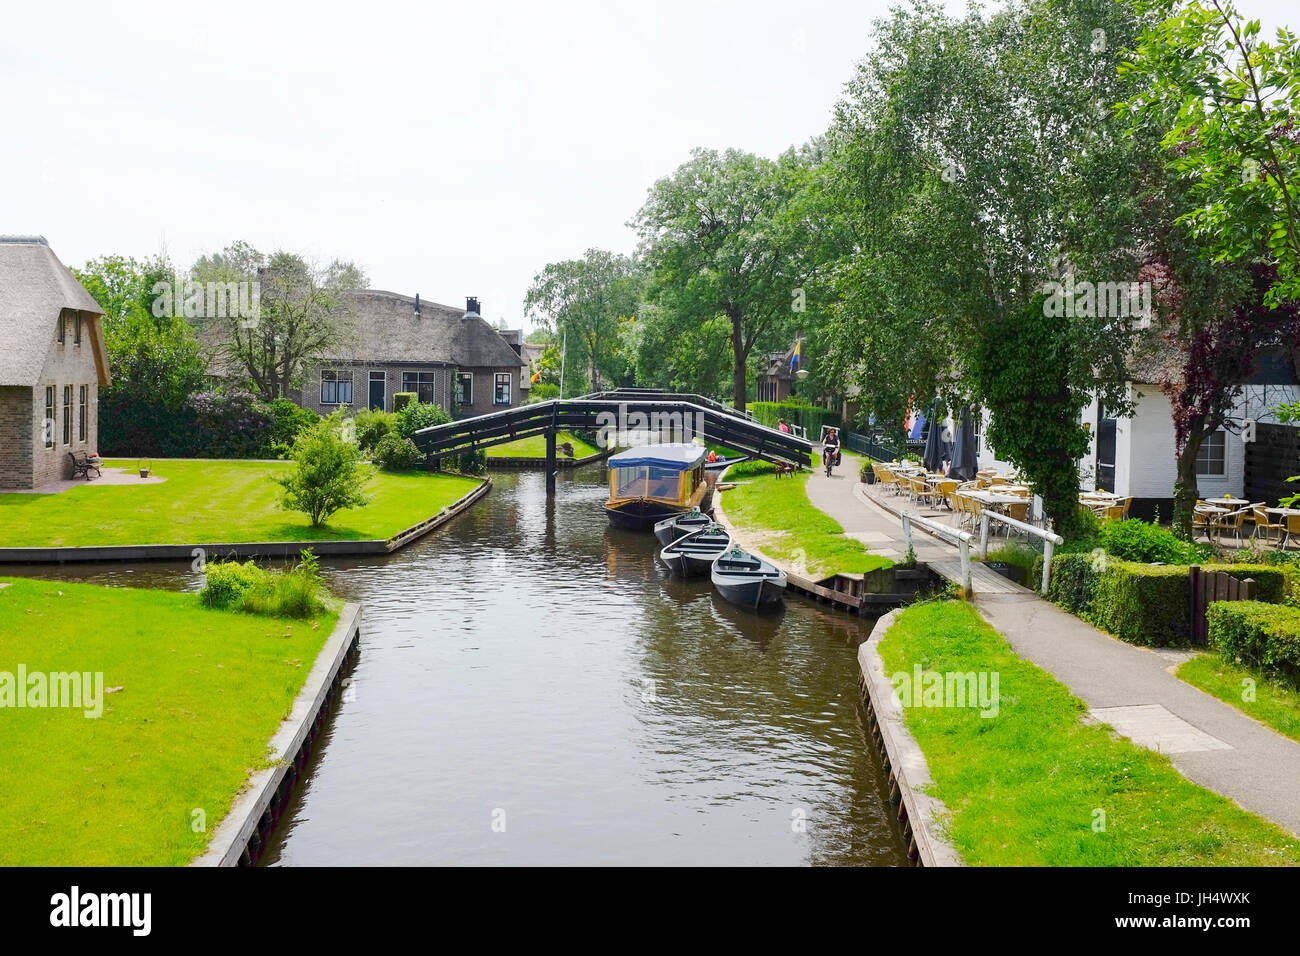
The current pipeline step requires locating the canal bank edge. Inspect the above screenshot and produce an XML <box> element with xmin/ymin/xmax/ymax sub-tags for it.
<box><xmin>486</xmin><ymin>449</ymin><xmax>613</xmax><ymax>470</ymax></box>
<box><xmin>0</xmin><ymin>476</ymin><xmax>492</xmax><ymax>564</ymax></box>
<box><xmin>192</xmin><ymin>602</ymin><xmax>363</xmax><ymax>867</ymax></box>
<box><xmin>859</xmin><ymin>609</ymin><xmax>964</xmax><ymax>867</ymax></box>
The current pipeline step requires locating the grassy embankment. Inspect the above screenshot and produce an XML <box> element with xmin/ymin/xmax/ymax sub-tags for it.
<box><xmin>484</xmin><ymin>431</ymin><xmax>600</xmax><ymax>459</ymax></box>
<box><xmin>721</xmin><ymin>460</ymin><xmax>892</xmax><ymax>578</ymax></box>
<box><xmin>878</xmin><ymin>599</ymin><xmax>1300</xmax><ymax>865</ymax></box>
<box><xmin>0</xmin><ymin>459</ymin><xmax>480</xmax><ymax>546</ymax></box>
<box><xmin>0</xmin><ymin>576</ymin><xmax>338</xmax><ymax>865</ymax></box>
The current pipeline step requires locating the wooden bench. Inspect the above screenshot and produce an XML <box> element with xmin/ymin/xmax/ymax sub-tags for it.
<box><xmin>774</xmin><ymin>461</ymin><xmax>797</xmax><ymax>479</ymax></box>
<box><xmin>68</xmin><ymin>451</ymin><xmax>102</xmax><ymax>480</ymax></box>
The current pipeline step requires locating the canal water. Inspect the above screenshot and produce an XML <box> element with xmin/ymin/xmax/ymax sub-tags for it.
<box><xmin>8</xmin><ymin>467</ymin><xmax>908</xmax><ymax>866</ymax></box>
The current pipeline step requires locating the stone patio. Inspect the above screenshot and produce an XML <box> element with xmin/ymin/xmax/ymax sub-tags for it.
<box><xmin>0</xmin><ymin>466</ymin><xmax>167</xmax><ymax>495</ymax></box>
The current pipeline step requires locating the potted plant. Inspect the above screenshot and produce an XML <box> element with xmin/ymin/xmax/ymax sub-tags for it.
<box><xmin>137</xmin><ymin>459</ymin><xmax>152</xmax><ymax>478</ymax></box>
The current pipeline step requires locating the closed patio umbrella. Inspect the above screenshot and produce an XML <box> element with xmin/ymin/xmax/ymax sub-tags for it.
<box><xmin>921</xmin><ymin>398</ymin><xmax>945</xmax><ymax>472</ymax></box>
<box><xmin>946</xmin><ymin>408</ymin><xmax>978</xmax><ymax>481</ymax></box>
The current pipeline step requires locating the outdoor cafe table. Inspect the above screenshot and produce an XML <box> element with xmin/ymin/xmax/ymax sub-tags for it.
<box><xmin>967</xmin><ymin>491</ymin><xmax>1023</xmax><ymax>514</ymax></box>
<box><xmin>1267</xmin><ymin>507</ymin><xmax>1300</xmax><ymax>517</ymax></box>
<box><xmin>989</xmin><ymin>484</ymin><xmax>1029</xmax><ymax>495</ymax></box>
<box><xmin>1205</xmin><ymin>498</ymin><xmax>1248</xmax><ymax>509</ymax></box>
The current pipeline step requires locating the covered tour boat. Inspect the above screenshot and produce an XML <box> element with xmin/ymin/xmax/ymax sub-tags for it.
<box><xmin>711</xmin><ymin>547</ymin><xmax>787</xmax><ymax>611</ymax></box>
<box><xmin>659</xmin><ymin>524</ymin><xmax>733</xmax><ymax>577</ymax></box>
<box><xmin>653</xmin><ymin>508</ymin><xmax>712</xmax><ymax>547</ymax></box>
<box><xmin>605</xmin><ymin>443</ymin><xmax>709</xmax><ymax>531</ymax></box>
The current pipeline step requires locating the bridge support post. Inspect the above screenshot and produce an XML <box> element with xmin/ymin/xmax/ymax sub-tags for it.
<box><xmin>546</xmin><ymin>428</ymin><xmax>557</xmax><ymax>496</ymax></box>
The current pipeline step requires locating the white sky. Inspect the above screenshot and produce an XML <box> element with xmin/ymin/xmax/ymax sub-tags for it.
<box><xmin>2</xmin><ymin>0</ymin><xmax>1294</xmax><ymax>330</ymax></box>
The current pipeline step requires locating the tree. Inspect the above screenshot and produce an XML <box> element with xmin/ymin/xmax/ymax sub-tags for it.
<box><xmin>274</xmin><ymin>412</ymin><xmax>373</xmax><ymax>526</ymax></box>
<box><xmin>73</xmin><ymin>255</ymin><xmax>208</xmax><ymax>455</ymax></box>
<box><xmin>824</xmin><ymin>0</ymin><xmax>1143</xmax><ymax>535</ymax></box>
<box><xmin>633</xmin><ymin>148</ymin><xmax>814</xmax><ymax>412</ymax></box>
<box><xmin>524</xmin><ymin>249</ymin><xmax>642</xmax><ymax>394</ymax></box>
<box><xmin>1122</xmin><ymin>0</ymin><xmax>1300</xmax><ymax>307</ymax></box>
<box><xmin>192</xmin><ymin>242</ymin><xmax>366</xmax><ymax>399</ymax></box>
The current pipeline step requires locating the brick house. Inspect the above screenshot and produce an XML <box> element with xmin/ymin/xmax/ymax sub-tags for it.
<box><xmin>0</xmin><ymin>236</ymin><xmax>111</xmax><ymax>489</ymax></box>
<box><xmin>296</xmin><ymin>293</ymin><xmax>528</xmax><ymax>418</ymax></box>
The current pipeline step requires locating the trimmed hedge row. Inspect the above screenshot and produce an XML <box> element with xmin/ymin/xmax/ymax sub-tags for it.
<box><xmin>1047</xmin><ymin>553</ymin><xmax>1288</xmax><ymax>646</ymax></box>
<box><xmin>1208</xmin><ymin>601</ymin><xmax>1300</xmax><ymax>684</ymax></box>
<box><xmin>749</xmin><ymin>401</ymin><xmax>841</xmax><ymax>437</ymax></box>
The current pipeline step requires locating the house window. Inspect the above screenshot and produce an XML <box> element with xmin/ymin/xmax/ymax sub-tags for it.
<box><xmin>494</xmin><ymin>372</ymin><xmax>511</xmax><ymax>406</ymax></box>
<box><xmin>57</xmin><ymin>313</ymin><xmax>65</xmax><ymax>344</ymax></box>
<box><xmin>79</xmin><ymin>385</ymin><xmax>87</xmax><ymax>442</ymax></box>
<box><xmin>401</xmin><ymin>371</ymin><xmax>439</xmax><ymax>406</ymax></box>
<box><xmin>62</xmin><ymin>386</ymin><xmax>72</xmax><ymax>445</ymax></box>
<box><xmin>320</xmin><ymin>369</ymin><xmax>352</xmax><ymax>405</ymax></box>
<box><xmin>44</xmin><ymin>387</ymin><xmax>54</xmax><ymax>448</ymax></box>
<box><xmin>74</xmin><ymin>313</ymin><xmax>82</xmax><ymax>345</ymax></box>
<box><xmin>1196</xmin><ymin>430</ymin><xmax>1226</xmax><ymax>476</ymax></box>
<box><xmin>455</xmin><ymin>372</ymin><xmax>473</xmax><ymax>405</ymax></box>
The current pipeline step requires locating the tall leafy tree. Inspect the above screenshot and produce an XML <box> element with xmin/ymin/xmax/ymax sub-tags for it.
<box><xmin>633</xmin><ymin>148</ymin><xmax>814</xmax><ymax>412</ymax></box>
<box><xmin>192</xmin><ymin>241</ymin><xmax>366</xmax><ymax>399</ymax></box>
<box><xmin>523</xmin><ymin>249</ymin><xmax>642</xmax><ymax>394</ymax></box>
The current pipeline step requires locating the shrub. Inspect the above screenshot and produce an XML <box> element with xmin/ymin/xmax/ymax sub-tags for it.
<box><xmin>274</xmin><ymin>411</ymin><xmax>374</xmax><ymax>526</ymax></box>
<box><xmin>984</xmin><ymin>543</ymin><xmax>1039</xmax><ymax>583</ymax></box>
<box><xmin>395</xmin><ymin>401</ymin><xmax>451</xmax><ymax>440</ymax></box>
<box><xmin>199</xmin><ymin>550</ymin><xmax>326</xmax><ymax>618</ymax></box>
<box><xmin>1100</xmin><ymin>518</ymin><xmax>1208</xmax><ymax>564</ymax></box>
<box><xmin>392</xmin><ymin>392</ymin><xmax>418</xmax><ymax>412</ymax></box>
<box><xmin>199</xmin><ymin>559</ymin><xmax>269</xmax><ymax>609</ymax></box>
<box><xmin>354</xmin><ymin>408</ymin><xmax>397</xmax><ymax>452</ymax></box>
<box><xmin>749</xmin><ymin>401</ymin><xmax>841</xmax><ymax>437</ymax></box>
<box><xmin>184</xmin><ymin>389</ymin><xmax>274</xmax><ymax>458</ymax></box>
<box><xmin>452</xmin><ymin>448</ymin><xmax>486</xmax><ymax>475</ymax></box>
<box><xmin>267</xmin><ymin>399</ymin><xmax>320</xmax><ymax>457</ymax></box>
<box><xmin>1047</xmin><ymin>554</ymin><xmax>1290</xmax><ymax>646</ymax></box>
<box><xmin>1208</xmin><ymin>601</ymin><xmax>1300</xmax><ymax>684</ymax></box>
<box><xmin>372</xmin><ymin>433</ymin><xmax>424</xmax><ymax>471</ymax></box>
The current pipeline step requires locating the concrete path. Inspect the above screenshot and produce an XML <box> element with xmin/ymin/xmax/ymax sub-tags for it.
<box><xmin>808</xmin><ymin>450</ymin><xmax>1300</xmax><ymax>836</ymax></box>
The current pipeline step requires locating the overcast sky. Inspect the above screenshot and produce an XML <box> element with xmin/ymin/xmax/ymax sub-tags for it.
<box><xmin>2</xmin><ymin>0</ymin><xmax>1294</xmax><ymax>330</ymax></box>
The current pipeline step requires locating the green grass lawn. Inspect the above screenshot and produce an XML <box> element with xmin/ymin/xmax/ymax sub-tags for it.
<box><xmin>1178</xmin><ymin>652</ymin><xmax>1300</xmax><ymax>744</ymax></box>
<box><xmin>878</xmin><ymin>600</ymin><xmax>1300</xmax><ymax>865</ymax></box>
<box><xmin>485</xmin><ymin>431</ymin><xmax>600</xmax><ymax>459</ymax></box>
<box><xmin>0</xmin><ymin>576</ymin><xmax>338</xmax><ymax>865</ymax></box>
<box><xmin>0</xmin><ymin>459</ymin><xmax>482</xmax><ymax>547</ymax></box>
<box><xmin>721</xmin><ymin>467</ymin><xmax>892</xmax><ymax>577</ymax></box>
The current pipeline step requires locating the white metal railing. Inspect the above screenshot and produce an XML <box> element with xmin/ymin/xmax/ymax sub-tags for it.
<box><xmin>978</xmin><ymin>511</ymin><xmax>1064</xmax><ymax>594</ymax></box>
<box><xmin>901</xmin><ymin>510</ymin><xmax>974</xmax><ymax>594</ymax></box>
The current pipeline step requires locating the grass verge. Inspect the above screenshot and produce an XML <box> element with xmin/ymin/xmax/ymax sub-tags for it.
<box><xmin>1177</xmin><ymin>652</ymin><xmax>1300</xmax><ymax>744</ymax></box>
<box><xmin>484</xmin><ymin>430</ymin><xmax>600</xmax><ymax>459</ymax></box>
<box><xmin>721</xmin><ymin>467</ymin><xmax>892</xmax><ymax>577</ymax></box>
<box><xmin>0</xmin><ymin>576</ymin><xmax>338</xmax><ymax>865</ymax></box>
<box><xmin>877</xmin><ymin>599</ymin><xmax>1300</xmax><ymax>865</ymax></box>
<box><xmin>0</xmin><ymin>459</ymin><xmax>481</xmax><ymax>546</ymax></box>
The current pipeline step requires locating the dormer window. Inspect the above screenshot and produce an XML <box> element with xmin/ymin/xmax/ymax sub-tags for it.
<box><xmin>74</xmin><ymin>313</ymin><xmax>82</xmax><ymax>345</ymax></box>
<box><xmin>57</xmin><ymin>312</ymin><xmax>65</xmax><ymax>344</ymax></box>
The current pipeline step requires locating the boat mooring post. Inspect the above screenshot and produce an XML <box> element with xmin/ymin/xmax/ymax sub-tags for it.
<box><xmin>546</xmin><ymin>427</ymin><xmax>557</xmax><ymax>496</ymax></box>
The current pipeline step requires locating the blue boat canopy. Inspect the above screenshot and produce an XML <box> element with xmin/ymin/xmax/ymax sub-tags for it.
<box><xmin>607</xmin><ymin>443</ymin><xmax>707</xmax><ymax>471</ymax></box>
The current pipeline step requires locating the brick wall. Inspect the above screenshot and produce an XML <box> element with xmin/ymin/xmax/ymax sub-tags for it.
<box><xmin>455</xmin><ymin>367</ymin><xmax>523</xmax><ymax>418</ymax></box>
<box><xmin>0</xmin><ymin>387</ymin><xmax>34</xmax><ymax>488</ymax></box>
<box><xmin>300</xmin><ymin>362</ymin><xmax>452</xmax><ymax>416</ymax></box>
<box><xmin>30</xmin><ymin>310</ymin><xmax>102</xmax><ymax>486</ymax></box>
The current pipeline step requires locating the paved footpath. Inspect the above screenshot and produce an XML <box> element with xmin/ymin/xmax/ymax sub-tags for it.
<box><xmin>807</xmin><ymin>450</ymin><xmax>1300</xmax><ymax>837</ymax></box>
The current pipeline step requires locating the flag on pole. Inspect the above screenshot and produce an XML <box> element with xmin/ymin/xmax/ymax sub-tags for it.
<box><xmin>788</xmin><ymin>340</ymin><xmax>802</xmax><ymax>372</ymax></box>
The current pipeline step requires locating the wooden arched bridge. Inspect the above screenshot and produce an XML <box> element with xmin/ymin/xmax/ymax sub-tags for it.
<box><xmin>410</xmin><ymin>388</ymin><xmax>813</xmax><ymax>493</ymax></box>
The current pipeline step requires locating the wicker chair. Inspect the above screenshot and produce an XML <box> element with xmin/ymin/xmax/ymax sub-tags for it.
<box><xmin>1284</xmin><ymin>513</ymin><xmax>1300</xmax><ymax>550</ymax></box>
<box><xmin>1211</xmin><ymin>506</ymin><xmax>1251</xmax><ymax>545</ymax></box>
<box><xmin>1252</xmin><ymin>505</ymin><xmax>1283</xmax><ymax>545</ymax></box>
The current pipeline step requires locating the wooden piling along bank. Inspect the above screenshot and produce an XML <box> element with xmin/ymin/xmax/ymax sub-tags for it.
<box><xmin>858</xmin><ymin>610</ymin><xmax>964</xmax><ymax>867</ymax></box>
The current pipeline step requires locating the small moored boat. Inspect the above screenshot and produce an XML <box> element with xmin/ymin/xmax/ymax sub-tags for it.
<box><xmin>605</xmin><ymin>443</ymin><xmax>709</xmax><ymax>531</ymax></box>
<box><xmin>711</xmin><ymin>547</ymin><xmax>787</xmax><ymax>611</ymax></box>
<box><xmin>659</xmin><ymin>524</ymin><xmax>733</xmax><ymax>577</ymax></box>
<box><xmin>653</xmin><ymin>508</ymin><xmax>712</xmax><ymax>547</ymax></box>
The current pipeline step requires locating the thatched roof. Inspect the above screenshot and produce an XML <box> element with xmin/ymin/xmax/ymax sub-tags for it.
<box><xmin>0</xmin><ymin>236</ymin><xmax>110</xmax><ymax>386</ymax></box>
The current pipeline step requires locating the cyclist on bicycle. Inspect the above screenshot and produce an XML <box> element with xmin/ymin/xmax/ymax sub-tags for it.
<box><xmin>823</xmin><ymin>428</ymin><xmax>841</xmax><ymax>475</ymax></box>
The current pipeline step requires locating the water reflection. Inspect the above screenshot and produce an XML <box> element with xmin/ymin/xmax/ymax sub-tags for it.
<box><xmin>2</xmin><ymin>468</ymin><xmax>907</xmax><ymax>866</ymax></box>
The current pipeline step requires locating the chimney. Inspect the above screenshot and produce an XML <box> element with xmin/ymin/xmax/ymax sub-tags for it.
<box><xmin>464</xmin><ymin>296</ymin><xmax>480</xmax><ymax>319</ymax></box>
<box><xmin>415</xmin><ymin>293</ymin><xmax>421</xmax><ymax>316</ymax></box>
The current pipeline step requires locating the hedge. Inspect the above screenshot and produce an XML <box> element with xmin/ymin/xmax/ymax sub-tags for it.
<box><xmin>1047</xmin><ymin>553</ymin><xmax>1288</xmax><ymax>646</ymax></box>
<box><xmin>749</xmin><ymin>401</ymin><xmax>841</xmax><ymax>437</ymax></box>
<box><xmin>1207</xmin><ymin>601</ymin><xmax>1300</xmax><ymax>684</ymax></box>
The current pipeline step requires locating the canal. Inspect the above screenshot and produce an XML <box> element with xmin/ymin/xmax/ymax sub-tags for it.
<box><xmin>10</xmin><ymin>467</ymin><xmax>908</xmax><ymax>866</ymax></box>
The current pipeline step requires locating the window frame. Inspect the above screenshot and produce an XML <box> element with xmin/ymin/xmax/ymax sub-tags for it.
<box><xmin>57</xmin><ymin>313</ymin><xmax>65</xmax><ymax>345</ymax></box>
<box><xmin>320</xmin><ymin>369</ymin><xmax>353</xmax><ymax>406</ymax></box>
<box><xmin>401</xmin><ymin>370</ymin><xmax>439</xmax><ymax>406</ymax></box>
<box><xmin>62</xmin><ymin>385</ymin><xmax>72</xmax><ymax>446</ymax></box>
<box><xmin>44</xmin><ymin>386</ymin><xmax>54</xmax><ymax>448</ymax></box>
<box><xmin>456</xmin><ymin>372</ymin><xmax>474</xmax><ymax>406</ymax></box>
<box><xmin>494</xmin><ymin>372</ymin><xmax>512</xmax><ymax>406</ymax></box>
<box><xmin>74</xmin><ymin>313</ymin><xmax>82</xmax><ymax>346</ymax></box>
<box><xmin>1195</xmin><ymin>429</ymin><xmax>1227</xmax><ymax>477</ymax></box>
<box><xmin>79</xmin><ymin>385</ymin><xmax>88</xmax><ymax>442</ymax></box>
